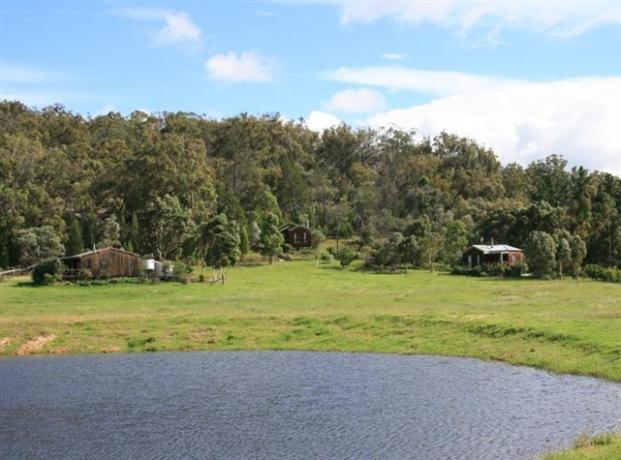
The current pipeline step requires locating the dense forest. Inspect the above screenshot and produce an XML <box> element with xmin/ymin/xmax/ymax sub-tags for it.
<box><xmin>1</xmin><ymin>101</ymin><xmax>620</xmax><ymax>275</ymax></box>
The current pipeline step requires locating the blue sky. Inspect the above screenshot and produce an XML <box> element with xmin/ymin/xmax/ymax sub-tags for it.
<box><xmin>1</xmin><ymin>1</ymin><xmax>620</xmax><ymax>173</ymax></box>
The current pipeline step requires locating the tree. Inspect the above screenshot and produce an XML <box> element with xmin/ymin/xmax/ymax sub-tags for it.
<box><xmin>128</xmin><ymin>212</ymin><xmax>140</xmax><ymax>253</ymax></box>
<box><xmin>443</xmin><ymin>220</ymin><xmax>468</xmax><ymax>266</ymax></box>
<box><xmin>17</xmin><ymin>226</ymin><xmax>65</xmax><ymax>266</ymax></box>
<box><xmin>202</xmin><ymin>214</ymin><xmax>240</xmax><ymax>283</ymax></box>
<box><xmin>557</xmin><ymin>236</ymin><xmax>572</xmax><ymax>280</ymax></box>
<box><xmin>525</xmin><ymin>231</ymin><xmax>556</xmax><ymax>278</ymax></box>
<box><xmin>248</xmin><ymin>220</ymin><xmax>262</xmax><ymax>249</ymax></box>
<box><xmin>569</xmin><ymin>234</ymin><xmax>587</xmax><ymax>276</ymax></box>
<box><xmin>335</xmin><ymin>246</ymin><xmax>357</xmax><ymax>268</ymax></box>
<box><xmin>239</xmin><ymin>223</ymin><xmax>249</xmax><ymax>261</ymax></box>
<box><xmin>144</xmin><ymin>195</ymin><xmax>196</xmax><ymax>260</ymax></box>
<box><xmin>97</xmin><ymin>216</ymin><xmax>121</xmax><ymax>248</ymax></box>
<box><xmin>417</xmin><ymin>217</ymin><xmax>443</xmax><ymax>272</ymax></box>
<box><xmin>260</xmin><ymin>212</ymin><xmax>284</xmax><ymax>263</ymax></box>
<box><xmin>65</xmin><ymin>218</ymin><xmax>83</xmax><ymax>256</ymax></box>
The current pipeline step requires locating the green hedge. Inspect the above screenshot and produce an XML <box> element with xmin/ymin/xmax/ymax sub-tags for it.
<box><xmin>584</xmin><ymin>264</ymin><xmax>621</xmax><ymax>283</ymax></box>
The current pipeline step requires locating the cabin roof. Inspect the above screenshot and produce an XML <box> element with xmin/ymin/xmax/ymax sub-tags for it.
<box><xmin>279</xmin><ymin>223</ymin><xmax>310</xmax><ymax>232</ymax></box>
<box><xmin>470</xmin><ymin>244</ymin><xmax>522</xmax><ymax>254</ymax></box>
<box><xmin>61</xmin><ymin>246</ymin><xmax>139</xmax><ymax>260</ymax></box>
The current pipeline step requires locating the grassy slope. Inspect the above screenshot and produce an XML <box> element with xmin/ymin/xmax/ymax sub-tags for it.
<box><xmin>543</xmin><ymin>433</ymin><xmax>621</xmax><ymax>460</ymax></box>
<box><xmin>1</xmin><ymin>260</ymin><xmax>620</xmax><ymax>382</ymax></box>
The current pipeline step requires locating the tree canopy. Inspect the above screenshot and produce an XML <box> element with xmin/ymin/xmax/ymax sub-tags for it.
<box><xmin>0</xmin><ymin>101</ymin><xmax>619</xmax><ymax>272</ymax></box>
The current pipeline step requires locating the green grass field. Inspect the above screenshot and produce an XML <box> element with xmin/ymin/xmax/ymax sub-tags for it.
<box><xmin>2</xmin><ymin>259</ymin><xmax>621</xmax><ymax>458</ymax></box>
<box><xmin>1</xmin><ymin>259</ymin><xmax>620</xmax><ymax>381</ymax></box>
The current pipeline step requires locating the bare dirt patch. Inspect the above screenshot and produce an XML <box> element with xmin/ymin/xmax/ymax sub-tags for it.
<box><xmin>101</xmin><ymin>345</ymin><xmax>122</xmax><ymax>353</ymax></box>
<box><xmin>0</xmin><ymin>337</ymin><xmax>11</xmax><ymax>350</ymax></box>
<box><xmin>15</xmin><ymin>333</ymin><xmax>57</xmax><ymax>355</ymax></box>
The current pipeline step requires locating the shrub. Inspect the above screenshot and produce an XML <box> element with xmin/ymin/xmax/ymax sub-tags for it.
<box><xmin>451</xmin><ymin>265</ymin><xmax>483</xmax><ymax>277</ymax></box>
<box><xmin>332</xmin><ymin>246</ymin><xmax>357</xmax><ymax>268</ymax></box>
<box><xmin>487</xmin><ymin>263</ymin><xmax>508</xmax><ymax>277</ymax></box>
<box><xmin>32</xmin><ymin>258</ymin><xmax>63</xmax><ymax>285</ymax></box>
<box><xmin>282</xmin><ymin>243</ymin><xmax>293</xmax><ymax>254</ymax></box>
<box><xmin>507</xmin><ymin>261</ymin><xmax>528</xmax><ymax>278</ymax></box>
<box><xmin>584</xmin><ymin>264</ymin><xmax>621</xmax><ymax>283</ymax></box>
<box><xmin>91</xmin><ymin>279</ymin><xmax>109</xmax><ymax>286</ymax></box>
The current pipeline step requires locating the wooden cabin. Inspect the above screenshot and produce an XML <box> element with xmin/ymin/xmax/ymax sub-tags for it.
<box><xmin>462</xmin><ymin>244</ymin><xmax>523</xmax><ymax>267</ymax></box>
<box><xmin>279</xmin><ymin>223</ymin><xmax>312</xmax><ymax>248</ymax></box>
<box><xmin>61</xmin><ymin>247</ymin><xmax>141</xmax><ymax>279</ymax></box>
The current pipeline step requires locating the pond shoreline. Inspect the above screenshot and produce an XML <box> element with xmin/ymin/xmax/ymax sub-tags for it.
<box><xmin>2</xmin><ymin>351</ymin><xmax>620</xmax><ymax>460</ymax></box>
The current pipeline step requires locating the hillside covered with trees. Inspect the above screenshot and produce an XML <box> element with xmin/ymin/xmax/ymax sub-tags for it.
<box><xmin>1</xmin><ymin>101</ymin><xmax>620</xmax><ymax>275</ymax></box>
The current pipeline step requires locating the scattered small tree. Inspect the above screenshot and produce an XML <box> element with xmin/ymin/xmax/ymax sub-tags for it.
<box><xmin>334</xmin><ymin>246</ymin><xmax>357</xmax><ymax>268</ymax></box>
<box><xmin>239</xmin><ymin>223</ymin><xmax>250</xmax><ymax>261</ymax></box>
<box><xmin>128</xmin><ymin>212</ymin><xmax>140</xmax><ymax>253</ymax></box>
<box><xmin>17</xmin><ymin>226</ymin><xmax>65</xmax><ymax>266</ymax></box>
<box><xmin>32</xmin><ymin>257</ymin><xmax>63</xmax><ymax>285</ymax></box>
<box><xmin>525</xmin><ymin>231</ymin><xmax>556</xmax><ymax>278</ymax></box>
<box><xmin>98</xmin><ymin>216</ymin><xmax>121</xmax><ymax>248</ymax></box>
<box><xmin>202</xmin><ymin>214</ymin><xmax>240</xmax><ymax>284</ymax></box>
<box><xmin>443</xmin><ymin>220</ymin><xmax>468</xmax><ymax>266</ymax></box>
<box><xmin>248</xmin><ymin>220</ymin><xmax>262</xmax><ymax>249</ymax></box>
<box><xmin>65</xmin><ymin>218</ymin><xmax>84</xmax><ymax>256</ymax></box>
<box><xmin>260</xmin><ymin>212</ymin><xmax>284</xmax><ymax>263</ymax></box>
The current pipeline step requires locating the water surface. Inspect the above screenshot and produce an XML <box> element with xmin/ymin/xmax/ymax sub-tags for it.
<box><xmin>1</xmin><ymin>352</ymin><xmax>620</xmax><ymax>459</ymax></box>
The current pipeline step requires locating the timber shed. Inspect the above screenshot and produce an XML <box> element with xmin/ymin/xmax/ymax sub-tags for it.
<box><xmin>61</xmin><ymin>247</ymin><xmax>141</xmax><ymax>279</ymax></box>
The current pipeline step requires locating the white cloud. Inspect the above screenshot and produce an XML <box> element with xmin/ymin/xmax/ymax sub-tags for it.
<box><xmin>205</xmin><ymin>51</ymin><xmax>276</xmax><ymax>82</ymax></box>
<box><xmin>382</xmin><ymin>53</ymin><xmax>405</xmax><ymax>60</ymax></box>
<box><xmin>117</xmin><ymin>8</ymin><xmax>201</xmax><ymax>46</ymax></box>
<box><xmin>337</xmin><ymin>1</ymin><xmax>621</xmax><ymax>39</ymax></box>
<box><xmin>323</xmin><ymin>88</ymin><xmax>386</xmax><ymax>113</ymax></box>
<box><xmin>362</xmin><ymin>77</ymin><xmax>621</xmax><ymax>176</ymax></box>
<box><xmin>305</xmin><ymin>110</ymin><xmax>342</xmax><ymax>132</ymax></box>
<box><xmin>327</xmin><ymin>65</ymin><xmax>522</xmax><ymax>96</ymax></box>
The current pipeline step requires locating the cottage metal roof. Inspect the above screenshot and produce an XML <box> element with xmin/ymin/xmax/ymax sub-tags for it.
<box><xmin>471</xmin><ymin>244</ymin><xmax>522</xmax><ymax>254</ymax></box>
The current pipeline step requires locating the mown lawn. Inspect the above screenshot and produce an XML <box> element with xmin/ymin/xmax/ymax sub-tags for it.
<box><xmin>1</xmin><ymin>260</ymin><xmax>620</xmax><ymax>382</ymax></box>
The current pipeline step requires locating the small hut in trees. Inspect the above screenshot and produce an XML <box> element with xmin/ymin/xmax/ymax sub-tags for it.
<box><xmin>279</xmin><ymin>223</ymin><xmax>312</xmax><ymax>248</ymax></box>
<box><xmin>61</xmin><ymin>247</ymin><xmax>141</xmax><ymax>279</ymax></box>
<box><xmin>462</xmin><ymin>244</ymin><xmax>523</xmax><ymax>267</ymax></box>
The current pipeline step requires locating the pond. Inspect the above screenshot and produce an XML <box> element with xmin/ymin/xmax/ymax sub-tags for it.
<box><xmin>1</xmin><ymin>352</ymin><xmax>620</xmax><ymax>459</ymax></box>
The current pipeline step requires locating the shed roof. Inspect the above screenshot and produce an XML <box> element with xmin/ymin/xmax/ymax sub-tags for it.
<box><xmin>61</xmin><ymin>246</ymin><xmax>139</xmax><ymax>260</ymax></box>
<box><xmin>470</xmin><ymin>244</ymin><xmax>522</xmax><ymax>254</ymax></box>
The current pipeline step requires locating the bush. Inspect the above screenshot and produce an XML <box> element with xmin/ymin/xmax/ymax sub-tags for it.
<box><xmin>487</xmin><ymin>263</ymin><xmax>508</xmax><ymax>277</ymax></box>
<box><xmin>451</xmin><ymin>265</ymin><xmax>483</xmax><ymax>277</ymax></box>
<box><xmin>32</xmin><ymin>258</ymin><xmax>63</xmax><ymax>285</ymax></box>
<box><xmin>91</xmin><ymin>279</ymin><xmax>109</xmax><ymax>286</ymax></box>
<box><xmin>508</xmin><ymin>261</ymin><xmax>528</xmax><ymax>278</ymax></box>
<box><xmin>282</xmin><ymin>243</ymin><xmax>293</xmax><ymax>254</ymax></box>
<box><xmin>331</xmin><ymin>246</ymin><xmax>357</xmax><ymax>268</ymax></box>
<box><xmin>584</xmin><ymin>264</ymin><xmax>621</xmax><ymax>283</ymax></box>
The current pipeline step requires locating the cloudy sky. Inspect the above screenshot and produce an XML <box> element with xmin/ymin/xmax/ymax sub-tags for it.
<box><xmin>1</xmin><ymin>1</ymin><xmax>620</xmax><ymax>174</ymax></box>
